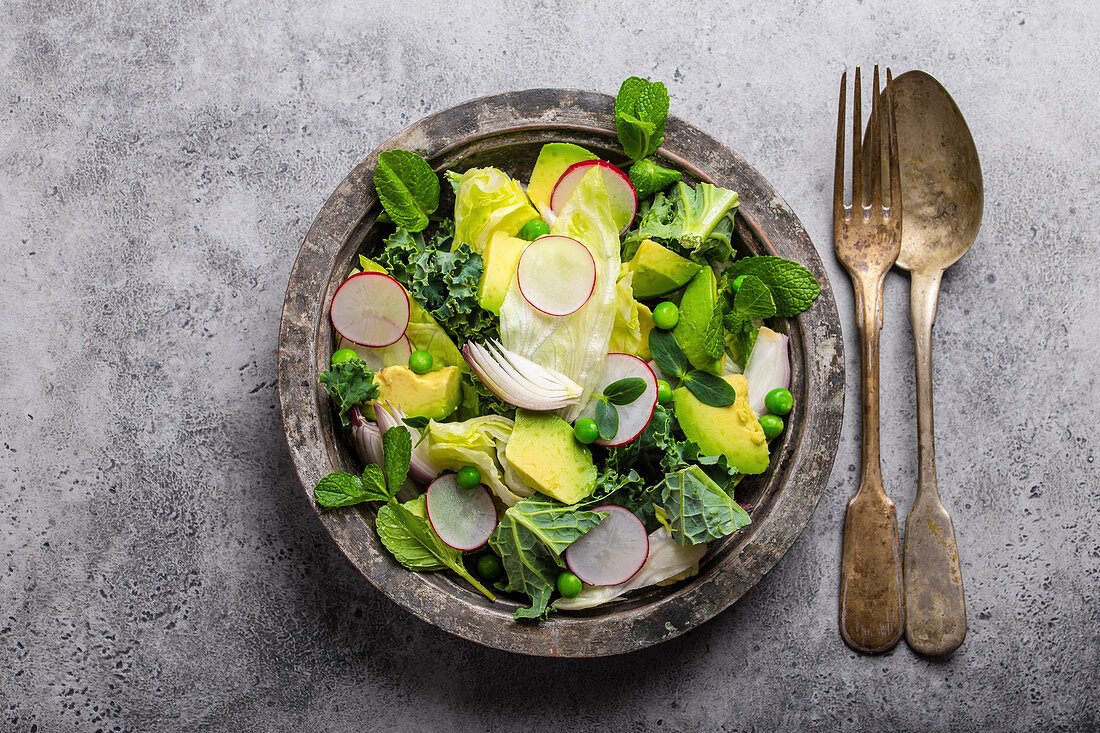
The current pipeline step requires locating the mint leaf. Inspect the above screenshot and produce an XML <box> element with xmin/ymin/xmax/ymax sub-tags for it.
<box><xmin>723</xmin><ymin>256</ymin><xmax>821</xmax><ymax>317</ymax></box>
<box><xmin>319</xmin><ymin>359</ymin><xmax>379</xmax><ymax>426</ymax></box>
<box><xmin>361</xmin><ymin>464</ymin><xmax>390</xmax><ymax>500</ymax></box>
<box><xmin>603</xmin><ymin>377</ymin><xmax>647</xmax><ymax>406</ymax></box>
<box><xmin>381</xmin><ymin>426</ymin><xmax>412</xmax><ymax>495</ymax></box>
<box><xmin>615</xmin><ymin>77</ymin><xmax>670</xmax><ymax>161</ymax></box>
<box><xmin>648</xmin><ymin>329</ymin><xmax>689</xmax><ymax>380</ymax></box>
<box><xmin>682</xmin><ymin>370</ymin><xmax>736</xmax><ymax>407</ymax></box>
<box><xmin>314</xmin><ymin>472</ymin><xmax>371</xmax><ymax>507</ymax></box>
<box><xmin>380</xmin><ymin>501</ymin><xmax>496</xmax><ymax>600</ymax></box>
<box><xmin>373</xmin><ymin>149</ymin><xmax>440</xmax><ymax>232</ymax></box>
<box><xmin>733</xmin><ymin>275</ymin><xmax>777</xmax><ymax>319</ymax></box>
<box><xmin>628</xmin><ymin>158</ymin><xmax>682</xmax><ymax>200</ymax></box>
<box><xmin>659</xmin><ymin>465</ymin><xmax>752</xmax><ymax>545</ymax></box>
<box><xmin>595</xmin><ymin>399</ymin><xmax>618</xmax><ymax>440</ymax></box>
<box><xmin>702</xmin><ymin>300</ymin><xmax>725</xmax><ymax>360</ymax></box>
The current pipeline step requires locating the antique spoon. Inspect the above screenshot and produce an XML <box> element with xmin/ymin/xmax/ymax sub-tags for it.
<box><xmin>883</xmin><ymin>70</ymin><xmax>983</xmax><ymax>656</ymax></box>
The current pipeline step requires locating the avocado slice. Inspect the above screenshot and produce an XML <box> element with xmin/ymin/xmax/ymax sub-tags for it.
<box><xmin>369</xmin><ymin>365</ymin><xmax>462</xmax><ymax>422</ymax></box>
<box><xmin>504</xmin><ymin>410</ymin><xmax>596</xmax><ymax>505</ymax></box>
<box><xmin>672</xmin><ymin>266</ymin><xmax>725</xmax><ymax>374</ymax></box>
<box><xmin>477</xmin><ymin>230</ymin><xmax>527</xmax><ymax>315</ymax></box>
<box><xmin>673</xmin><ymin>374</ymin><xmax>769</xmax><ymax>474</ymax></box>
<box><xmin>527</xmin><ymin>143</ymin><xmax>598</xmax><ymax>216</ymax></box>
<box><xmin>622</xmin><ymin>239</ymin><xmax>702</xmax><ymax>299</ymax></box>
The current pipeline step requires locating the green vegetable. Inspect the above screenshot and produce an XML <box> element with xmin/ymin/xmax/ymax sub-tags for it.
<box><xmin>447</xmin><ymin>167</ymin><xmax>540</xmax><ymax>253</ymax></box>
<box><xmin>457</xmin><ymin>371</ymin><xmax>516</xmax><ymax>421</ymax></box>
<box><xmin>659</xmin><ymin>465</ymin><xmax>751</xmax><ymax>545</ymax></box>
<box><xmin>476</xmin><ymin>553</ymin><xmax>504</xmax><ymax>581</ymax></box>
<box><xmin>626</xmin><ymin>181</ymin><xmax>740</xmax><ymax>263</ymax></box>
<box><xmin>489</xmin><ymin>496</ymin><xmax>608</xmax><ymax>619</ymax></box>
<box><xmin>373</xmin><ymin>149</ymin><xmax>440</xmax><ymax>232</ymax></box>
<box><xmin>656</xmin><ymin>380</ymin><xmax>673</xmax><ymax>405</ymax></box>
<box><xmin>519</xmin><ymin>219</ymin><xmax>550</xmax><ymax>241</ymax></box>
<box><xmin>764</xmin><ymin>388</ymin><xmax>793</xmax><ymax>416</ymax></box>
<box><xmin>722</xmin><ymin>256</ymin><xmax>821</xmax><ymax>317</ymax></box>
<box><xmin>648</xmin><ymin>330</ymin><xmax>735</xmax><ymax>407</ymax></box>
<box><xmin>425</xmin><ymin>415</ymin><xmax>521</xmax><ymax>505</ymax></box>
<box><xmin>628</xmin><ymin>157</ymin><xmax>682</xmax><ymax>200</ymax></box>
<box><xmin>456</xmin><ymin>465</ymin><xmax>481</xmax><ymax>489</ymax></box>
<box><xmin>594</xmin><ymin>399</ymin><xmax>618</xmax><ymax>440</ymax></box>
<box><xmin>313</xmin><ymin>465</ymin><xmax>390</xmax><ymax>508</ymax></box>
<box><xmin>408</xmin><ymin>349</ymin><xmax>433</xmax><ymax>374</ymax></box>
<box><xmin>376</xmin><ymin>221</ymin><xmax>499</xmax><ymax>344</ymax></box>
<box><xmin>729</xmin><ymin>274</ymin><xmax>747</xmax><ymax>296</ymax></box>
<box><xmin>573</xmin><ymin>417</ymin><xmax>599</xmax><ymax>444</ymax></box>
<box><xmin>557</xmin><ymin>571</ymin><xmax>583</xmax><ymax>599</ymax></box>
<box><xmin>331</xmin><ymin>348</ymin><xmax>359</xmax><ymax>366</ymax></box>
<box><xmin>318</xmin><ymin>359</ymin><xmax>380</xmax><ymax>426</ymax></box>
<box><xmin>701</xmin><ymin>300</ymin><xmax>725</xmax><ymax>361</ymax></box>
<box><xmin>614</xmin><ymin>77</ymin><xmax>670</xmax><ymax>162</ymax></box>
<box><xmin>652</xmin><ymin>301</ymin><xmax>679</xmax><ymax>330</ymax></box>
<box><xmin>602</xmin><ymin>377</ymin><xmax>647</xmax><ymax>405</ymax></box>
<box><xmin>759</xmin><ymin>414</ymin><xmax>784</xmax><ymax>440</ymax></box>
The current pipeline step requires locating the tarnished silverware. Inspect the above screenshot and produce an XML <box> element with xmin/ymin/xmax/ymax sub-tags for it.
<box><xmin>833</xmin><ymin>66</ymin><xmax>905</xmax><ymax>654</ymax></box>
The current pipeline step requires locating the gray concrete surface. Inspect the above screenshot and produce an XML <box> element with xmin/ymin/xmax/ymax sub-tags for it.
<box><xmin>2</xmin><ymin>1</ymin><xmax>1098</xmax><ymax>730</ymax></box>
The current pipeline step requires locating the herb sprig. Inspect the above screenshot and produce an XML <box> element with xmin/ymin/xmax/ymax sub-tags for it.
<box><xmin>615</xmin><ymin>77</ymin><xmax>682</xmax><ymax>200</ymax></box>
<box><xmin>591</xmin><ymin>376</ymin><xmax>648</xmax><ymax>440</ymax></box>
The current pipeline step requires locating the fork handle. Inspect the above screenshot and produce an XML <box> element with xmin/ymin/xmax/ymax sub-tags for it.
<box><xmin>903</xmin><ymin>268</ymin><xmax>967</xmax><ymax>656</ymax></box>
<box><xmin>839</xmin><ymin>271</ymin><xmax>905</xmax><ymax>654</ymax></box>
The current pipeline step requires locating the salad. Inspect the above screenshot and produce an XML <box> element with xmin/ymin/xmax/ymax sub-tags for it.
<box><xmin>312</xmin><ymin>77</ymin><xmax>821</xmax><ymax>620</ymax></box>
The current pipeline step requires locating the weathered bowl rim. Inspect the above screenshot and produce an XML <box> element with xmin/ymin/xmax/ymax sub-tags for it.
<box><xmin>277</xmin><ymin>88</ymin><xmax>844</xmax><ymax>657</ymax></box>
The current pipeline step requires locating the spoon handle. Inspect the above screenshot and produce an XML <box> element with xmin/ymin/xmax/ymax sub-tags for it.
<box><xmin>839</xmin><ymin>271</ymin><xmax>905</xmax><ymax>654</ymax></box>
<box><xmin>903</xmin><ymin>269</ymin><xmax>967</xmax><ymax>656</ymax></box>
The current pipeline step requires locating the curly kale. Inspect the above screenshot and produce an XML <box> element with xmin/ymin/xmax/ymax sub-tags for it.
<box><xmin>375</xmin><ymin>219</ymin><xmax>499</xmax><ymax>344</ymax></box>
<box><xmin>319</xmin><ymin>359</ymin><xmax>380</xmax><ymax>427</ymax></box>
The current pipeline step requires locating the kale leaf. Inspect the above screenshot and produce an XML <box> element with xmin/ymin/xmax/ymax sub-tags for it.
<box><xmin>659</xmin><ymin>465</ymin><xmax>752</xmax><ymax>546</ymax></box>
<box><xmin>319</xmin><ymin>359</ymin><xmax>380</xmax><ymax>426</ymax></box>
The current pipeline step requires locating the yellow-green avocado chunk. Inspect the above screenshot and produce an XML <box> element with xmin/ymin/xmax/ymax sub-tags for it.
<box><xmin>673</xmin><ymin>266</ymin><xmax>725</xmax><ymax>374</ymax></box>
<box><xmin>622</xmin><ymin>239</ymin><xmax>702</xmax><ymax>299</ymax></box>
<box><xmin>673</xmin><ymin>374</ymin><xmax>769</xmax><ymax>474</ymax></box>
<box><xmin>372</xmin><ymin>365</ymin><xmax>462</xmax><ymax>421</ymax></box>
<box><xmin>527</xmin><ymin>142</ymin><xmax>598</xmax><ymax>216</ymax></box>
<box><xmin>477</xmin><ymin>230</ymin><xmax>527</xmax><ymax>314</ymax></box>
<box><xmin>504</xmin><ymin>410</ymin><xmax>596</xmax><ymax>505</ymax></box>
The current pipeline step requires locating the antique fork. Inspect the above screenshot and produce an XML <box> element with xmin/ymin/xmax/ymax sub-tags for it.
<box><xmin>834</xmin><ymin>66</ymin><xmax>905</xmax><ymax>654</ymax></box>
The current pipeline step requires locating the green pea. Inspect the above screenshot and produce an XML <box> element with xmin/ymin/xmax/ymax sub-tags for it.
<box><xmin>408</xmin><ymin>349</ymin><xmax>433</xmax><ymax>374</ymax></box>
<box><xmin>764</xmin><ymin>388</ymin><xmax>793</xmax><ymax>416</ymax></box>
<box><xmin>331</xmin><ymin>348</ymin><xmax>359</xmax><ymax>366</ymax></box>
<box><xmin>573</xmin><ymin>418</ymin><xmax>599</xmax><ymax>444</ymax></box>
<box><xmin>557</xmin><ymin>571</ymin><xmax>582</xmax><ymax>598</ymax></box>
<box><xmin>729</xmin><ymin>274</ymin><xmax>748</xmax><ymax>295</ymax></box>
<box><xmin>519</xmin><ymin>219</ymin><xmax>550</xmax><ymax>241</ymax></box>
<box><xmin>652</xmin><ymin>301</ymin><xmax>680</xmax><ymax>330</ymax></box>
<box><xmin>759</xmin><ymin>414</ymin><xmax>784</xmax><ymax>441</ymax></box>
<box><xmin>456</xmin><ymin>465</ymin><xmax>481</xmax><ymax>489</ymax></box>
<box><xmin>656</xmin><ymin>380</ymin><xmax>673</xmax><ymax>405</ymax></box>
<box><xmin>476</xmin><ymin>553</ymin><xmax>504</xmax><ymax>581</ymax></box>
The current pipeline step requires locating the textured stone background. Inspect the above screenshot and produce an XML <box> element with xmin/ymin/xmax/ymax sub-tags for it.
<box><xmin>1</xmin><ymin>1</ymin><xmax>1097</xmax><ymax>730</ymax></box>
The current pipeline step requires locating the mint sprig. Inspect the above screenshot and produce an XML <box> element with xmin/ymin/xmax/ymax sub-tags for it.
<box><xmin>373</xmin><ymin>149</ymin><xmax>440</xmax><ymax>232</ymax></box>
<box><xmin>615</xmin><ymin>77</ymin><xmax>670</xmax><ymax>162</ymax></box>
<box><xmin>722</xmin><ymin>256</ymin><xmax>820</xmax><ymax>317</ymax></box>
<box><xmin>648</xmin><ymin>330</ymin><xmax>736</xmax><ymax>408</ymax></box>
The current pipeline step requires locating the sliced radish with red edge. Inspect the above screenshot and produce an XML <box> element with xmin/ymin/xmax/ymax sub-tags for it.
<box><xmin>330</xmin><ymin>272</ymin><xmax>409</xmax><ymax>347</ymax></box>
<box><xmin>425</xmin><ymin>473</ymin><xmax>497</xmax><ymax>551</ymax></box>
<box><xmin>564</xmin><ymin>505</ymin><xmax>649</xmax><ymax>586</ymax></box>
<box><xmin>337</xmin><ymin>335</ymin><xmax>412</xmax><ymax>371</ymax></box>
<box><xmin>550</xmin><ymin>160</ymin><xmax>637</xmax><ymax>234</ymax></box>
<box><xmin>575</xmin><ymin>353</ymin><xmax>658</xmax><ymax>447</ymax></box>
<box><xmin>516</xmin><ymin>235</ymin><xmax>596</xmax><ymax>317</ymax></box>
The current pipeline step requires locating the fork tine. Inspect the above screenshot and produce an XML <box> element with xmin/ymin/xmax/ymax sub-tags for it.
<box><xmin>886</xmin><ymin>68</ymin><xmax>901</xmax><ymax>219</ymax></box>
<box><xmin>833</xmin><ymin>70</ymin><xmax>847</xmax><ymax>228</ymax></box>
<box><xmin>851</xmin><ymin>66</ymin><xmax>863</xmax><ymax>213</ymax></box>
<box><xmin>869</xmin><ymin>65</ymin><xmax>883</xmax><ymax>211</ymax></box>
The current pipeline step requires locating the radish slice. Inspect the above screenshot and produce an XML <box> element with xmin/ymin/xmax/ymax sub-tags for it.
<box><xmin>550</xmin><ymin>160</ymin><xmax>638</xmax><ymax>234</ymax></box>
<box><xmin>516</xmin><ymin>235</ymin><xmax>596</xmax><ymax>317</ymax></box>
<box><xmin>743</xmin><ymin>327</ymin><xmax>791</xmax><ymax>415</ymax></box>
<box><xmin>564</xmin><ymin>505</ymin><xmax>649</xmax><ymax>586</ymax></box>
<box><xmin>330</xmin><ymin>272</ymin><xmax>410</xmax><ymax>347</ymax></box>
<box><xmin>425</xmin><ymin>473</ymin><xmax>497</xmax><ymax>551</ymax></box>
<box><xmin>575</xmin><ymin>354</ymin><xmax>658</xmax><ymax>447</ymax></box>
<box><xmin>337</xmin><ymin>335</ymin><xmax>412</xmax><ymax>371</ymax></box>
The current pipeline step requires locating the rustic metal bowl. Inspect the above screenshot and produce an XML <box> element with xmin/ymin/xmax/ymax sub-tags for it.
<box><xmin>278</xmin><ymin>89</ymin><xmax>844</xmax><ymax>657</ymax></box>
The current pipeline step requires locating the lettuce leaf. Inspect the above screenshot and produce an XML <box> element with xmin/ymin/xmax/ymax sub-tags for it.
<box><xmin>425</xmin><ymin>415</ymin><xmax>533</xmax><ymax>506</ymax></box>
<box><xmin>375</xmin><ymin>220</ymin><xmax>499</xmax><ymax>344</ymax></box>
<box><xmin>448</xmin><ymin>167</ymin><xmax>540</xmax><ymax>254</ymax></box>
<box><xmin>498</xmin><ymin>167</ymin><xmax>622</xmax><ymax>421</ymax></box>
